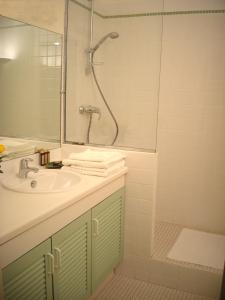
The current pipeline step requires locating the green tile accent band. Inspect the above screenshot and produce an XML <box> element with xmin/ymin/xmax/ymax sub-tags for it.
<box><xmin>104</xmin><ymin>9</ymin><xmax>225</xmax><ymax>19</ymax></box>
<box><xmin>70</xmin><ymin>1</ymin><xmax>225</xmax><ymax>19</ymax></box>
<box><xmin>70</xmin><ymin>0</ymin><xmax>104</xmax><ymax>18</ymax></box>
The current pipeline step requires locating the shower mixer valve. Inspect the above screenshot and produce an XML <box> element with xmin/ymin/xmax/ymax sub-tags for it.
<box><xmin>79</xmin><ymin>105</ymin><xmax>101</xmax><ymax>120</ymax></box>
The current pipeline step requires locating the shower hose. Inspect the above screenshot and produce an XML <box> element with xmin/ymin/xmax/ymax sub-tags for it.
<box><xmin>87</xmin><ymin>53</ymin><xmax>119</xmax><ymax>146</ymax></box>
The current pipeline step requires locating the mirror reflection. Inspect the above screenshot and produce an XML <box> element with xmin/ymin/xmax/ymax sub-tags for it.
<box><xmin>0</xmin><ymin>15</ymin><xmax>62</xmax><ymax>161</ymax></box>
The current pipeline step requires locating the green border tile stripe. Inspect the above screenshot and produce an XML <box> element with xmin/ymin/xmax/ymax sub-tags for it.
<box><xmin>70</xmin><ymin>1</ymin><xmax>225</xmax><ymax>19</ymax></box>
<box><xmin>70</xmin><ymin>0</ymin><xmax>104</xmax><ymax>18</ymax></box>
<box><xmin>163</xmin><ymin>9</ymin><xmax>225</xmax><ymax>15</ymax></box>
<box><xmin>104</xmin><ymin>9</ymin><xmax>225</xmax><ymax>19</ymax></box>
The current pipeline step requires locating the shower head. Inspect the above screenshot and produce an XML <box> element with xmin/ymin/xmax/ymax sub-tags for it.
<box><xmin>109</xmin><ymin>32</ymin><xmax>119</xmax><ymax>39</ymax></box>
<box><xmin>91</xmin><ymin>32</ymin><xmax>119</xmax><ymax>53</ymax></box>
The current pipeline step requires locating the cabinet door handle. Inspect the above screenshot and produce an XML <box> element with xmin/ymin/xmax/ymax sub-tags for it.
<box><xmin>53</xmin><ymin>247</ymin><xmax>62</xmax><ymax>271</ymax></box>
<box><xmin>46</xmin><ymin>253</ymin><xmax>54</xmax><ymax>275</ymax></box>
<box><xmin>93</xmin><ymin>218</ymin><xmax>100</xmax><ymax>236</ymax></box>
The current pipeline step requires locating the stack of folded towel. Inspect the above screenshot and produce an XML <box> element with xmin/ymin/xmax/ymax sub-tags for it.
<box><xmin>62</xmin><ymin>149</ymin><xmax>126</xmax><ymax>177</ymax></box>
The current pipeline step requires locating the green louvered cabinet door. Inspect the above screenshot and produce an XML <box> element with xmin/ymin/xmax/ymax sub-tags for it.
<box><xmin>2</xmin><ymin>239</ymin><xmax>53</xmax><ymax>300</ymax></box>
<box><xmin>52</xmin><ymin>210</ymin><xmax>91</xmax><ymax>300</ymax></box>
<box><xmin>91</xmin><ymin>188</ymin><xmax>124</xmax><ymax>292</ymax></box>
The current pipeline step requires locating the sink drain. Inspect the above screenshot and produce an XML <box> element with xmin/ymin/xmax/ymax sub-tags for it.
<box><xmin>30</xmin><ymin>180</ymin><xmax>37</xmax><ymax>189</ymax></box>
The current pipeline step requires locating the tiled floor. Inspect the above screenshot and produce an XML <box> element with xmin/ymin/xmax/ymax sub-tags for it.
<box><xmin>95</xmin><ymin>275</ymin><xmax>216</xmax><ymax>300</ymax></box>
<box><xmin>95</xmin><ymin>222</ymin><xmax>222</xmax><ymax>299</ymax></box>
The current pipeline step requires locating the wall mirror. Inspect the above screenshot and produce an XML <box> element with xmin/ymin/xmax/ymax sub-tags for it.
<box><xmin>0</xmin><ymin>15</ymin><xmax>62</xmax><ymax>161</ymax></box>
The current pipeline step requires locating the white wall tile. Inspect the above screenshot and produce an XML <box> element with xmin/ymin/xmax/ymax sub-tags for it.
<box><xmin>126</xmin><ymin>168</ymin><xmax>155</xmax><ymax>185</ymax></box>
<box><xmin>126</xmin><ymin>183</ymin><xmax>154</xmax><ymax>201</ymax></box>
<box><xmin>123</xmin><ymin>149</ymin><xmax>157</xmax><ymax>260</ymax></box>
<box><xmin>102</xmin><ymin>16</ymin><xmax>162</xmax><ymax>149</ymax></box>
<box><xmin>96</xmin><ymin>0</ymin><xmax>164</xmax><ymax>15</ymax></box>
<box><xmin>156</xmin><ymin>13</ymin><xmax>225</xmax><ymax>233</ymax></box>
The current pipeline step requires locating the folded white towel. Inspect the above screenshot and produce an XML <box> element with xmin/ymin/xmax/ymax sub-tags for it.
<box><xmin>62</xmin><ymin>157</ymin><xmax>125</xmax><ymax>169</ymax></box>
<box><xmin>70</xmin><ymin>160</ymin><xmax>124</xmax><ymax>173</ymax></box>
<box><xmin>62</xmin><ymin>161</ymin><xmax>125</xmax><ymax>177</ymax></box>
<box><xmin>68</xmin><ymin>149</ymin><xmax>125</xmax><ymax>162</ymax></box>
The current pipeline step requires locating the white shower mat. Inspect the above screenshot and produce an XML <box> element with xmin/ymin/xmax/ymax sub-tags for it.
<box><xmin>167</xmin><ymin>228</ymin><xmax>225</xmax><ymax>270</ymax></box>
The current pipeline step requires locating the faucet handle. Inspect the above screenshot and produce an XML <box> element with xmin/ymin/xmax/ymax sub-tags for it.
<box><xmin>25</xmin><ymin>158</ymin><xmax>34</xmax><ymax>168</ymax></box>
<box><xmin>20</xmin><ymin>158</ymin><xmax>33</xmax><ymax>168</ymax></box>
<box><xmin>97</xmin><ymin>110</ymin><xmax>101</xmax><ymax>120</ymax></box>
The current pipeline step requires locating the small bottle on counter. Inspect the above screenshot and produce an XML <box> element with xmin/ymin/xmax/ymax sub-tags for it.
<box><xmin>39</xmin><ymin>150</ymin><xmax>50</xmax><ymax>166</ymax></box>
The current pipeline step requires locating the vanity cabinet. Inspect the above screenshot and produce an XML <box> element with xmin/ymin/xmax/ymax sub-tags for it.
<box><xmin>2</xmin><ymin>239</ymin><xmax>53</xmax><ymax>300</ymax></box>
<box><xmin>3</xmin><ymin>212</ymin><xmax>91</xmax><ymax>300</ymax></box>
<box><xmin>92</xmin><ymin>189</ymin><xmax>124</xmax><ymax>292</ymax></box>
<box><xmin>52</xmin><ymin>211</ymin><xmax>91</xmax><ymax>300</ymax></box>
<box><xmin>2</xmin><ymin>188</ymin><xmax>124</xmax><ymax>300</ymax></box>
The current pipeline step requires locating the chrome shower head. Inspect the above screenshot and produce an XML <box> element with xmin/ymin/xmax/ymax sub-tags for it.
<box><xmin>91</xmin><ymin>32</ymin><xmax>119</xmax><ymax>53</ymax></box>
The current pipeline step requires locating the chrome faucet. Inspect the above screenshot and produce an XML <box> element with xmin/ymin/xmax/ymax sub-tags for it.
<box><xmin>18</xmin><ymin>158</ymin><xmax>39</xmax><ymax>179</ymax></box>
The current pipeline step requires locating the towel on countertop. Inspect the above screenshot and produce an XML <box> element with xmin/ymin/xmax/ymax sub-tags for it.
<box><xmin>68</xmin><ymin>149</ymin><xmax>126</xmax><ymax>162</ymax></box>
<box><xmin>62</xmin><ymin>150</ymin><xmax>126</xmax><ymax>177</ymax></box>
<box><xmin>62</xmin><ymin>160</ymin><xmax>125</xmax><ymax>177</ymax></box>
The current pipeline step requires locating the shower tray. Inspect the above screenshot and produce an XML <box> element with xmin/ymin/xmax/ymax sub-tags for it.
<box><xmin>153</xmin><ymin>222</ymin><xmax>224</xmax><ymax>274</ymax></box>
<box><xmin>149</xmin><ymin>222</ymin><xmax>223</xmax><ymax>299</ymax></box>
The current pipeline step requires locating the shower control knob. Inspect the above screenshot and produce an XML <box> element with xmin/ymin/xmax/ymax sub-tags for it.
<box><xmin>79</xmin><ymin>106</ymin><xmax>85</xmax><ymax>114</ymax></box>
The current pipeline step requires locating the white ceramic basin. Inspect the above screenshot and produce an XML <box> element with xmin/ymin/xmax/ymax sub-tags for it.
<box><xmin>1</xmin><ymin>169</ymin><xmax>82</xmax><ymax>193</ymax></box>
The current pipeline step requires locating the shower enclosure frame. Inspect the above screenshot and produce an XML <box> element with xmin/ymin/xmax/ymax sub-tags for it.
<box><xmin>62</xmin><ymin>0</ymin><xmax>69</xmax><ymax>146</ymax></box>
<box><xmin>63</xmin><ymin>0</ymin><xmax>161</xmax><ymax>153</ymax></box>
<box><xmin>63</xmin><ymin>0</ymin><xmax>119</xmax><ymax>147</ymax></box>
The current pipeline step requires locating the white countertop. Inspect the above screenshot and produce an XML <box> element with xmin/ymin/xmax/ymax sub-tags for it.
<box><xmin>0</xmin><ymin>167</ymin><xmax>127</xmax><ymax>247</ymax></box>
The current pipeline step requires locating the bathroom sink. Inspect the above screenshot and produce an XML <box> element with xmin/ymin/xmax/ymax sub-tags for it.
<box><xmin>1</xmin><ymin>169</ymin><xmax>82</xmax><ymax>193</ymax></box>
